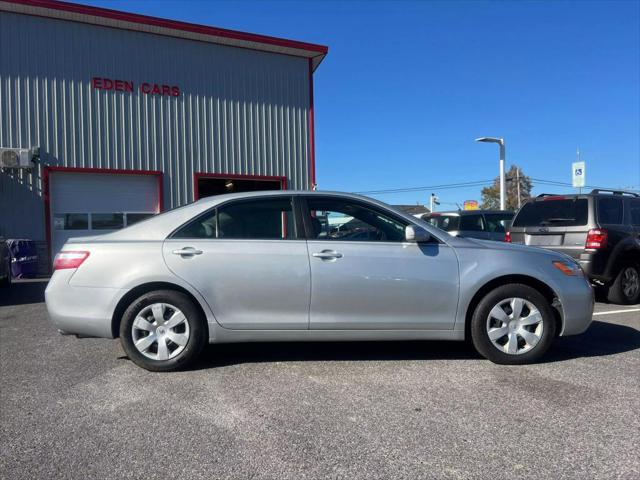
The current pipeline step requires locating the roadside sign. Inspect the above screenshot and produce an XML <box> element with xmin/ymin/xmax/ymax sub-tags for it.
<box><xmin>463</xmin><ymin>200</ymin><xmax>479</xmax><ymax>210</ymax></box>
<box><xmin>572</xmin><ymin>161</ymin><xmax>585</xmax><ymax>188</ymax></box>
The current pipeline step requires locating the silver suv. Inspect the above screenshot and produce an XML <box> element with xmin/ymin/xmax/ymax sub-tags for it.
<box><xmin>509</xmin><ymin>189</ymin><xmax>640</xmax><ymax>304</ymax></box>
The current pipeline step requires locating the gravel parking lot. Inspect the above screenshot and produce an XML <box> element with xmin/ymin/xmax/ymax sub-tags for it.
<box><xmin>1</xmin><ymin>280</ymin><xmax>639</xmax><ymax>480</ymax></box>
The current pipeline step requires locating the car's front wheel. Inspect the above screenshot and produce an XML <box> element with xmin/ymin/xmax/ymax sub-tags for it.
<box><xmin>119</xmin><ymin>290</ymin><xmax>207</xmax><ymax>372</ymax></box>
<box><xmin>470</xmin><ymin>284</ymin><xmax>557</xmax><ymax>365</ymax></box>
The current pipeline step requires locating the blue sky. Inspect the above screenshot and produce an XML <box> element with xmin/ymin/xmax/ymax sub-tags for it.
<box><xmin>86</xmin><ymin>0</ymin><xmax>639</xmax><ymax>207</ymax></box>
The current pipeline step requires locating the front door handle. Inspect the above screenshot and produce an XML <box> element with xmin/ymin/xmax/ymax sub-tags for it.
<box><xmin>312</xmin><ymin>250</ymin><xmax>343</xmax><ymax>260</ymax></box>
<box><xmin>172</xmin><ymin>247</ymin><xmax>203</xmax><ymax>257</ymax></box>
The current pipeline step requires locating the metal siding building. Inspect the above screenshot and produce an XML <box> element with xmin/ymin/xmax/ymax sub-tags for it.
<box><xmin>0</xmin><ymin>0</ymin><xmax>327</xmax><ymax>266</ymax></box>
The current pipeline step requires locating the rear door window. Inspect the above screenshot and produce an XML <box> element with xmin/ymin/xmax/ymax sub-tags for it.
<box><xmin>484</xmin><ymin>213</ymin><xmax>513</xmax><ymax>233</ymax></box>
<box><xmin>597</xmin><ymin>197</ymin><xmax>624</xmax><ymax>225</ymax></box>
<box><xmin>428</xmin><ymin>215</ymin><xmax>460</xmax><ymax>232</ymax></box>
<box><xmin>172</xmin><ymin>197</ymin><xmax>296</xmax><ymax>240</ymax></box>
<box><xmin>630</xmin><ymin>199</ymin><xmax>640</xmax><ymax>226</ymax></box>
<box><xmin>512</xmin><ymin>199</ymin><xmax>588</xmax><ymax>227</ymax></box>
<box><xmin>218</xmin><ymin>198</ymin><xmax>296</xmax><ymax>239</ymax></box>
<box><xmin>459</xmin><ymin>214</ymin><xmax>485</xmax><ymax>231</ymax></box>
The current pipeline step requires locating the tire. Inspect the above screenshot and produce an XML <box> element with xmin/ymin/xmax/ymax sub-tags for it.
<box><xmin>119</xmin><ymin>290</ymin><xmax>207</xmax><ymax>372</ymax></box>
<box><xmin>470</xmin><ymin>284</ymin><xmax>557</xmax><ymax>365</ymax></box>
<box><xmin>607</xmin><ymin>263</ymin><xmax>640</xmax><ymax>305</ymax></box>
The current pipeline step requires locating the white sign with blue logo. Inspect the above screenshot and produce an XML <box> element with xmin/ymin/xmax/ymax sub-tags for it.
<box><xmin>572</xmin><ymin>161</ymin><xmax>585</xmax><ymax>188</ymax></box>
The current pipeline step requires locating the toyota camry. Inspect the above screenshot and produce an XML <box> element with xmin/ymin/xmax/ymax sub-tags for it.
<box><xmin>45</xmin><ymin>191</ymin><xmax>594</xmax><ymax>371</ymax></box>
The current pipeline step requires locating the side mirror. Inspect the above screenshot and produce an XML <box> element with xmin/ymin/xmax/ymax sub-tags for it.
<box><xmin>405</xmin><ymin>225</ymin><xmax>431</xmax><ymax>243</ymax></box>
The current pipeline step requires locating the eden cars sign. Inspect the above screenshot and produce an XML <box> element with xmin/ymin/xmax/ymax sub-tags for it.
<box><xmin>91</xmin><ymin>77</ymin><xmax>180</xmax><ymax>97</ymax></box>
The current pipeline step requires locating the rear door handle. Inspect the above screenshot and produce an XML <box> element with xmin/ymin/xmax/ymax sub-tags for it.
<box><xmin>312</xmin><ymin>250</ymin><xmax>343</xmax><ymax>260</ymax></box>
<box><xmin>172</xmin><ymin>247</ymin><xmax>203</xmax><ymax>256</ymax></box>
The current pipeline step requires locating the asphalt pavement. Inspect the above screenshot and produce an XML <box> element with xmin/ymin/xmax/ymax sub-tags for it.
<box><xmin>1</xmin><ymin>280</ymin><xmax>638</xmax><ymax>479</ymax></box>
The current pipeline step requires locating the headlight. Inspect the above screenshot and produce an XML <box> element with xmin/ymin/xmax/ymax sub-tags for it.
<box><xmin>552</xmin><ymin>260</ymin><xmax>584</xmax><ymax>277</ymax></box>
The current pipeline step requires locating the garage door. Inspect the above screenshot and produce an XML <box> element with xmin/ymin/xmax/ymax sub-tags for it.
<box><xmin>49</xmin><ymin>171</ymin><xmax>160</xmax><ymax>256</ymax></box>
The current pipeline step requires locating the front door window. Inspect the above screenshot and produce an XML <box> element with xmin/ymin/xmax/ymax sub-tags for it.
<box><xmin>306</xmin><ymin>198</ymin><xmax>407</xmax><ymax>242</ymax></box>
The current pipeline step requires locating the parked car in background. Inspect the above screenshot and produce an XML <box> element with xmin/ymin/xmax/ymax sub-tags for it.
<box><xmin>509</xmin><ymin>190</ymin><xmax>640</xmax><ymax>304</ymax></box>
<box><xmin>421</xmin><ymin>210</ymin><xmax>514</xmax><ymax>241</ymax></box>
<box><xmin>46</xmin><ymin>191</ymin><xmax>593</xmax><ymax>371</ymax></box>
<box><xmin>0</xmin><ymin>237</ymin><xmax>10</xmax><ymax>287</ymax></box>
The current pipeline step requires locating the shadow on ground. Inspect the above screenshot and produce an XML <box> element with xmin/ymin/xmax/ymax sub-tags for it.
<box><xmin>178</xmin><ymin>320</ymin><xmax>639</xmax><ymax>370</ymax></box>
<box><xmin>3</xmin><ymin>280</ymin><xmax>637</xmax><ymax>368</ymax></box>
<box><xmin>0</xmin><ymin>279</ymin><xmax>48</xmax><ymax>307</ymax></box>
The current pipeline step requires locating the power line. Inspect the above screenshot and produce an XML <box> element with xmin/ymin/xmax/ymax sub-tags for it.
<box><xmin>353</xmin><ymin>177</ymin><xmax>639</xmax><ymax>196</ymax></box>
<box><xmin>531</xmin><ymin>178</ymin><xmax>640</xmax><ymax>192</ymax></box>
<box><xmin>354</xmin><ymin>180</ymin><xmax>493</xmax><ymax>195</ymax></box>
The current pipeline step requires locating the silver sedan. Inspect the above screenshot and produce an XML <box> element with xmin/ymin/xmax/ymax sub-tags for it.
<box><xmin>45</xmin><ymin>191</ymin><xmax>594</xmax><ymax>371</ymax></box>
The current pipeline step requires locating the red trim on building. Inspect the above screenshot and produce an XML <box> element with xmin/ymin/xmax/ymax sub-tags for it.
<box><xmin>308</xmin><ymin>59</ymin><xmax>317</xmax><ymax>189</ymax></box>
<box><xmin>42</xmin><ymin>166</ymin><xmax>164</xmax><ymax>264</ymax></box>
<box><xmin>8</xmin><ymin>0</ymin><xmax>328</xmax><ymax>57</ymax></box>
<box><xmin>193</xmin><ymin>172</ymin><xmax>288</xmax><ymax>201</ymax></box>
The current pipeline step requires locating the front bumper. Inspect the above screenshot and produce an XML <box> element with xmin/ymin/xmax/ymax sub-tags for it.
<box><xmin>556</xmin><ymin>275</ymin><xmax>594</xmax><ymax>336</ymax></box>
<box><xmin>45</xmin><ymin>270</ymin><xmax>125</xmax><ymax>339</ymax></box>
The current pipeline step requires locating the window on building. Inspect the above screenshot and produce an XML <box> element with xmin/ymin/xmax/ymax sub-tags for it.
<box><xmin>126</xmin><ymin>213</ymin><xmax>155</xmax><ymax>226</ymax></box>
<box><xmin>92</xmin><ymin>213</ymin><xmax>125</xmax><ymax>230</ymax></box>
<box><xmin>53</xmin><ymin>213</ymin><xmax>89</xmax><ymax>230</ymax></box>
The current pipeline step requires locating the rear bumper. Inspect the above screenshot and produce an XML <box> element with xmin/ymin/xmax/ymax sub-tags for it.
<box><xmin>577</xmin><ymin>251</ymin><xmax>610</xmax><ymax>282</ymax></box>
<box><xmin>45</xmin><ymin>270</ymin><xmax>125</xmax><ymax>339</ymax></box>
<box><xmin>557</xmin><ymin>276</ymin><xmax>594</xmax><ymax>336</ymax></box>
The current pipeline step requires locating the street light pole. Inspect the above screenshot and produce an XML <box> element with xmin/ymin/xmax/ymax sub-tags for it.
<box><xmin>476</xmin><ymin>137</ymin><xmax>506</xmax><ymax>210</ymax></box>
<box><xmin>515</xmin><ymin>167</ymin><xmax>521</xmax><ymax>209</ymax></box>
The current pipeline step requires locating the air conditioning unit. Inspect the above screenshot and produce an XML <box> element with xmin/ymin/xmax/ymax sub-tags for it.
<box><xmin>0</xmin><ymin>147</ymin><xmax>37</xmax><ymax>169</ymax></box>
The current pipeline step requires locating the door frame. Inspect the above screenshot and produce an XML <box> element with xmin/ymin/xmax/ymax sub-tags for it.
<box><xmin>43</xmin><ymin>166</ymin><xmax>163</xmax><ymax>267</ymax></box>
<box><xmin>193</xmin><ymin>172</ymin><xmax>288</xmax><ymax>201</ymax></box>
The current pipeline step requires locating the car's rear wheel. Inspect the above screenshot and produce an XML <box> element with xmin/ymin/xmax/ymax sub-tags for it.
<box><xmin>471</xmin><ymin>284</ymin><xmax>557</xmax><ymax>365</ymax></box>
<box><xmin>119</xmin><ymin>290</ymin><xmax>207</xmax><ymax>372</ymax></box>
<box><xmin>607</xmin><ymin>264</ymin><xmax>640</xmax><ymax>305</ymax></box>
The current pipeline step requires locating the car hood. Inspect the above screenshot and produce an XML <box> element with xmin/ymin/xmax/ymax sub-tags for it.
<box><xmin>459</xmin><ymin>237</ymin><xmax>573</xmax><ymax>260</ymax></box>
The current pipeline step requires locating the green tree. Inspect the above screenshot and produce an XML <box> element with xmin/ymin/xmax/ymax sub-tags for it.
<box><xmin>481</xmin><ymin>165</ymin><xmax>532</xmax><ymax>210</ymax></box>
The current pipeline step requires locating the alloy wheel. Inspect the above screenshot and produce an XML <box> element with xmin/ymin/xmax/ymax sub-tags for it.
<box><xmin>131</xmin><ymin>303</ymin><xmax>190</xmax><ymax>361</ymax></box>
<box><xmin>486</xmin><ymin>297</ymin><xmax>544</xmax><ymax>355</ymax></box>
<box><xmin>621</xmin><ymin>267</ymin><xmax>639</xmax><ymax>300</ymax></box>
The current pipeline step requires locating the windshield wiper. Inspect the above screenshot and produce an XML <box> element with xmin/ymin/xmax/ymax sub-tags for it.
<box><xmin>539</xmin><ymin>218</ymin><xmax>575</xmax><ymax>225</ymax></box>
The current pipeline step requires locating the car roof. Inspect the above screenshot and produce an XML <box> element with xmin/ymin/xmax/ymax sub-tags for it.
<box><xmin>425</xmin><ymin>210</ymin><xmax>513</xmax><ymax>216</ymax></box>
<box><xmin>194</xmin><ymin>189</ymin><xmax>385</xmax><ymax>206</ymax></box>
<box><xmin>533</xmin><ymin>191</ymin><xmax>639</xmax><ymax>201</ymax></box>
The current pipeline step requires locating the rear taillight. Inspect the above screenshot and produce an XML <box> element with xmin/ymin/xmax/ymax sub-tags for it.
<box><xmin>505</xmin><ymin>231</ymin><xmax>512</xmax><ymax>243</ymax></box>
<box><xmin>585</xmin><ymin>229</ymin><xmax>608</xmax><ymax>249</ymax></box>
<box><xmin>53</xmin><ymin>251</ymin><xmax>90</xmax><ymax>270</ymax></box>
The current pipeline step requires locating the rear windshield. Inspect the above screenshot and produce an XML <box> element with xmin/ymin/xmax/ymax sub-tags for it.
<box><xmin>427</xmin><ymin>215</ymin><xmax>460</xmax><ymax>232</ymax></box>
<box><xmin>512</xmin><ymin>199</ymin><xmax>588</xmax><ymax>227</ymax></box>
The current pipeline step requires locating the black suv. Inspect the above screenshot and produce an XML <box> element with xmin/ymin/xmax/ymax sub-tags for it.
<box><xmin>509</xmin><ymin>189</ymin><xmax>640</xmax><ymax>304</ymax></box>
